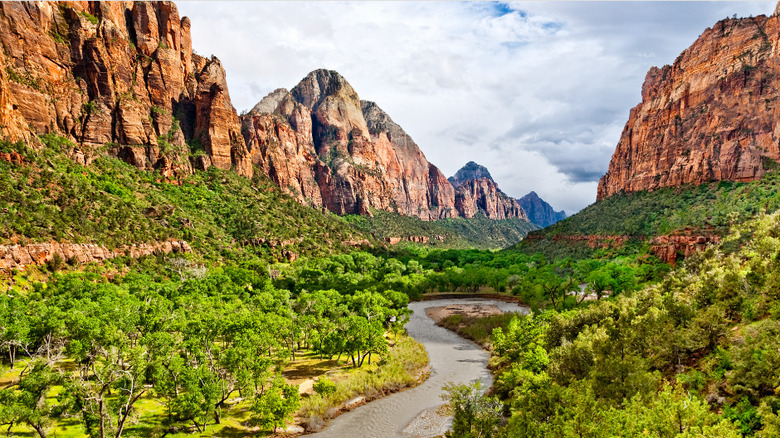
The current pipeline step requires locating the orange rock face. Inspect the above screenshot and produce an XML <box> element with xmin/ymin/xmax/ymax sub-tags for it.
<box><xmin>649</xmin><ymin>233</ymin><xmax>720</xmax><ymax>264</ymax></box>
<box><xmin>0</xmin><ymin>1</ymin><xmax>251</xmax><ymax>177</ymax></box>
<box><xmin>598</xmin><ymin>12</ymin><xmax>780</xmax><ymax>200</ymax></box>
<box><xmin>241</xmin><ymin>70</ymin><xmax>461</xmax><ymax>220</ymax></box>
<box><xmin>0</xmin><ymin>239</ymin><xmax>190</xmax><ymax>273</ymax></box>
<box><xmin>242</xmin><ymin>69</ymin><xmax>530</xmax><ymax>221</ymax></box>
<box><xmin>454</xmin><ymin>177</ymin><xmax>528</xmax><ymax>220</ymax></box>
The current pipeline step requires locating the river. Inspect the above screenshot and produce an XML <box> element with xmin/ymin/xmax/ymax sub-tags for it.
<box><xmin>306</xmin><ymin>298</ymin><xmax>529</xmax><ymax>438</ymax></box>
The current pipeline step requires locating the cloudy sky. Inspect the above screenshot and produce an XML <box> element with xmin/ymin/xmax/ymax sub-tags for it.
<box><xmin>177</xmin><ymin>1</ymin><xmax>775</xmax><ymax>214</ymax></box>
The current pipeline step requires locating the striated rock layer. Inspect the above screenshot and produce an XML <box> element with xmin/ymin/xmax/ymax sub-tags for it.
<box><xmin>454</xmin><ymin>177</ymin><xmax>527</xmax><ymax>220</ymax></box>
<box><xmin>0</xmin><ymin>1</ymin><xmax>251</xmax><ymax>178</ymax></box>
<box><xmin>598</xmin><ymin>8</ymin><xmax>780</xmax><ymax>200</ymax></box>
<box><xmin>0</xmin><ymin>239</ymin><xmax>190</xmax><ymax>273</ymax></box>
<box><xmin>517</xmin><ymin>191</ymin><xmax>566</xmax><ymax>228</ymax></box>
<box><xmin>649</xmin><ymin>232</ymin><xmax>720</xmax><ymax>264</ymax></box>
<box><xmin>241</xmin><ymin>69</ymin><xmax>529</xmax><ymax>221</ymax></box>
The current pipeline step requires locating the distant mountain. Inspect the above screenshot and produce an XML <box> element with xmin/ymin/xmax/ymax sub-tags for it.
<box><xmin>448</xmin><ymin>161</ymin><xmax>493</xmax><ymax>187</ymax></box>
<box><xmin>241</xmin><ymin>70</ymin><xmax>530</xmax><ymax>222</ymax></box>
<box><xmin>447</xmin><ymin>162</ymin><xmax>528</xmax><ymax>221</ymax></box>
<box><xmin>517</xmin><ymin>191</ymin><xmax>566</xmax><ymax>228</ymax></box>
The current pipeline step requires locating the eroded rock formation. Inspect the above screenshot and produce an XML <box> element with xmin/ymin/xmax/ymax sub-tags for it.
<box><xmin>448</xmin><ymin>161</ymin><xmax>493</xmax><ymax>187</ymax></box>
<box><xmin>598</xmin><ymin>9</ymin><xmax>780</xmax><ymax>199</ymax></box>
<box><xmin>449</xmin><ymin>162</ymin><xmax>528</xmax><ymax>220</ymax></box>
<box><xmin>0</xmin><ymin>239</ymin><xmax>191</xmax><ymax>273</ymax></box>
<box><xmin>649</xmin><ymin>232</ymin><xmax>720</xmax><ymax>264</ymax></box>
<box><xmin>0</xmin><ymin>1</ymin><xmax>251</xmax><ymax>178</ymax></box>
<box><xmin>454</xmin><ymin>177</ymin><xmax>527</xmax><ymax>220</ymax></box>
<box><xmin>242</xmin><ymin>70</ymin><xmax>528</xmax><ymax>221</ymax></box>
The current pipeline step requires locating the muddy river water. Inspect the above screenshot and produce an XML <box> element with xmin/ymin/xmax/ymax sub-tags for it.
<box><xmin>307</xmin><ymin>298</ymin><xmax>529</xmax><ymax>438</ymax></box>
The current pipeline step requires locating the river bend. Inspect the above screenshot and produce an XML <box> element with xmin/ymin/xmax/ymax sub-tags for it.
<box><xmin>307</xmin><ymin>298</ymin><xmax>528</xmax><ymax>438</ymax></box>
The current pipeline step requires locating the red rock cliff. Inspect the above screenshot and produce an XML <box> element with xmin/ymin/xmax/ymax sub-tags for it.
<box><xmin>454</xmin><ymin>177</ymin><xmax>528</xmax><ymax>220</ymax></box>
<box><xmin>244</xmin><ymin>70</ymin><xmax>466</xmax><ymax>220</ymax></box>
<box><xmin>0</xmin><ymin>1</ymin><xmax>251</xmax><ymax>177</ymax></box>
<box><xmin>241</xmin><ymin>70</ymin><xmax>531</xmax><ymax>221</ymax></box>
<box><xmin>598</xmin><ymin>9</ymin><xmax>780</xmax><ymax>200</ymax></box>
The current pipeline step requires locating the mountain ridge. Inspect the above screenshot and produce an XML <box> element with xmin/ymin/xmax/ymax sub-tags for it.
<box><xmin>241</xmin><ymin>70</ymin><xmax>530</xmax><ymax>223</ymax></box>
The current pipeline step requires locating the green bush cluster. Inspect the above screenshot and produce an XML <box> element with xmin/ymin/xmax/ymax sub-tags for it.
<box><xmin>0</xmin><ymin>135</ymin><xmax>366</xmax><ymax>262</ymax></box>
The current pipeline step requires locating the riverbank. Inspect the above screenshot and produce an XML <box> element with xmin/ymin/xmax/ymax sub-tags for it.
<box><xmin>297</xmin><ymin>334</ymin><xmax>429</xmax><ymax>434</ymax></box>
<box><xmin>306</xmin><ymin>298</ymin><xmax>527</xmax><ymax>438</ymax></box>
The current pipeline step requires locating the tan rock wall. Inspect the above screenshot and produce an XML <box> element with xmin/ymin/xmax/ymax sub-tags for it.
<box><xmin>0</xmin><ymin>239</ymin><xmax>191</xmax><ymax>273</ymax></box>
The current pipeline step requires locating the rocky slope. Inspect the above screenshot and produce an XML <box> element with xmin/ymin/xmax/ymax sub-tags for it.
<box><xmin>241</xmin><ymin>70</ymin><xmax>529</xmax><ymax>222</ymax></box>
<box><xmin>598</xmin><ymin>6</ymin><xmax>780</xmax><ymax>200</ymax></box>
<box><xmin>517</xmin><ymin>191</ymin><xmax>566</xmax><ymax>228</ymax></box>
<box><xmin>0</xmin><ymin>1</ymin><xmax>251</xmax><ymax>179</ymax></box>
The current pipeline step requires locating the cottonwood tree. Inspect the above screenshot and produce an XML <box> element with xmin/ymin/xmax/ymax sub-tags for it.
<box><xmin>0</xmin><ymin>360</ymin><xmax>63</xmax><ymax>438</ymax></box>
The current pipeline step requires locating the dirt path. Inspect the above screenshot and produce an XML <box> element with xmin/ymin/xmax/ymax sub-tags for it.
<box><xmin>305</xmin><ymin>298</ymin><xmax>528</xmax><ymax>438</ymax></box>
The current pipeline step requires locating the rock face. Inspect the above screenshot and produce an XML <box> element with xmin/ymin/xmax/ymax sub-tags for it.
<box><xmin>0</xmin><ymin>1</ymin><xmax>251</xmax><ymax>178</ymax></box>
<box><xmin>517</xmin><ymin>191</ymin><xmax>566</xmax><ymax>227</ymax></box>
<box><xmin>598</xmin><ymin>9</ymin><xmax>780</xmax><ymax>200</ymax></box>
<box><xmin>453</xmin><ymin>177</ymin><xmax>528</xmax><ymax>220</ymax></box>
<box><xmin>241</xmin><ymin>69</ymin><xmax>529</xmax><ymax>221</ymax></box>
<box><xmin>649</xmin><ymin>232</ymin><xmax>720</xmax><ymax>264</ymax></box>
<box><xmin>449</xmin><ymin>162</ymin><xmax>529</xmax><ymax>220</ymax></box>
<box><xmin>448</xmin><ymin>161</ymin><xmax>493</xmax><ymax>187</ymax></box>
<box><xmin>0</xmin><ymin>239</ymin><xmax>191</xmax><ymax>273</ymax></box>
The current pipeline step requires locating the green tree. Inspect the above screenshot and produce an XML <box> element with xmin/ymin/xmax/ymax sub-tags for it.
<box><xmin>250</xmin><ymin>376</ymin><xmax>300</xmax><ymax>434</ymax></box>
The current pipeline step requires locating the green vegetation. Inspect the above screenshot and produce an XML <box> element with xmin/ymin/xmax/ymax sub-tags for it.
<box><xmin>442</xmin><ymin>212</ymin><xmax>780</xmax><ymax>437</ymax></box>
<box><xmin>439</xmin><ymin>312</ymin><xmax>517</xmax><ymax>348</ymax></box>
<box><xmin>346</xmin><ymin>210</ymin><xmax>538</xmax><ymax>250</ymax></box>
<box><xmin>0</xmin><ymin>135</ymin><xmax>367</xmax><ymax>261</ymax></box>
<box><xmin>0</xmin><ymin>263</ymin><xmax>416</xmax><ymax>437</ymax></box>
<box><xmin>520</xmin><ymin>172</ymin><xmax>780</xmax><ymax>259</ymax></box>
<box><xmin>8</xmin><ymin>127</ymin><xmax>780</xmax><ymax>438</ymax></box>
<box><xmin>78</xmin><ymin>11</ymin><xmax>98</xmax><ymax>25</ymax></box>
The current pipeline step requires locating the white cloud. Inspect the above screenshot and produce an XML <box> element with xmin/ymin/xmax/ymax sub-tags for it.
<box><xmin>178</xmin><ymin>1</ymin><xmax>776</xmax><ymax>214</ymax></box>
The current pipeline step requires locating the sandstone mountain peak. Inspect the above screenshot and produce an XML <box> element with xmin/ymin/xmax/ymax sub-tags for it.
<box><xmin>448</xmin><ymin>161</ymin><xmax>494</xmax><ymax>187</ymax></box>
<box><xmin>291</xmin><ymin>69</ymin><xmax>359</xmax><ymax>110</ymax></box>
<box><xmin>250</xmin><ymin>88</ymin><xmax>289</xmax><ymax>115</ymax></box>
<box><xmin>518</xmin><ymin>191</ymin><xmax>566</xmax><ymax>228</ymax></box>
<box><xmin>241</xmin><ymin>69</ymin><xmax>529</xmax><ymax>222</ymax></box>
<box><xmin>598</xmin><ymin>11</ymin><xmax>780</xmax><ymax>200</ymax></box>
